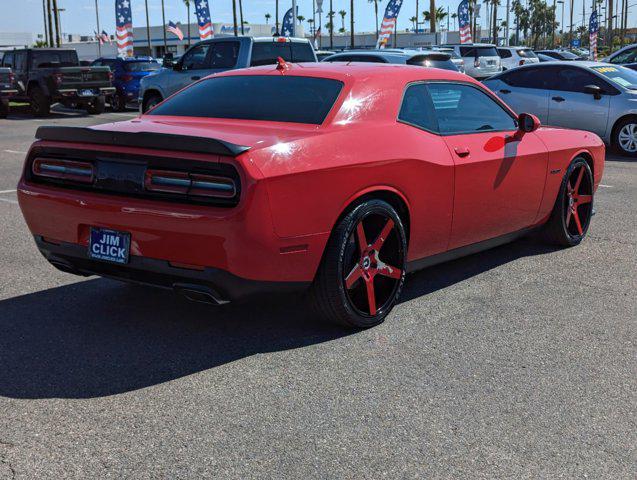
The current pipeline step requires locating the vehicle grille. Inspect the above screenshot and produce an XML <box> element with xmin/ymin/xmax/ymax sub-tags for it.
<box><xmin>60</xmin><ymin>71</ymin><xmax>111</xmax><ymax>89</ymax></box>
<box><xmin>25</xmin><ymin>146</ymin><xmax>241</xmax><ymax>207</ymax></box>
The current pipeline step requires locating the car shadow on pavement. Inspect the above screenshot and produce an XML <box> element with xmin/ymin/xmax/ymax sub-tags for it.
<box><xmin>0</xmin><ymin>236</ymin><xmax>558</xmax><ymax>400</ymax></box>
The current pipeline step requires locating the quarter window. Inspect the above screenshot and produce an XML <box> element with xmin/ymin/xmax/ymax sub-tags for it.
<box><xmin>398</xmin><ymin>83</ymin><xmax>438</xmax><ymax>132</ymax></box>
<box><xmin>427</xmin><ymin>83</ymin><xmax>517</xmax><ymax>134</ymax></box>
<box><xmin>497</xmin><ymin>49</ymin><xmax>512</xmax><ymax>58</ymax></box>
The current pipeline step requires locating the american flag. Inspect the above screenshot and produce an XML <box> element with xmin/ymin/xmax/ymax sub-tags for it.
<box><xmin>101</xmin><ymin>30</ymin><xmax>112</xmax><ymax>45</ymax></box>
<box><xmin>167</xmin><ymin>21</ymin><xmax>184</xmax><ymax>41</ymax></box>
<box><xmin>94</xmin><ymin>30</ymin><xmax>104</xmax><ymax>46</ymax></box>
<box><xmin>195</xmin><ymin>0</ymin><xmax>214</xmax><ymax>40</ymax></box>
<box><xmin>458</xmin><ymin>0</ymin><xmax>472</xmax><ymax>44</ymax></box>
<box><xmin>281</xmin><ymin>7</ymin><xmax>297</xmax><ymax>36</ymax></box>
<box><xmin>589</xmin><ymin>10</ymin><xmax>599</xmax><ymax>60</ymax></box>
<box><xmin>375</xmin><ymin>0</ymin><xmax>403</xmax><ymax>49</ymax></box>
<box><xmin>115</xmin><ymin>0</ymin><xmax>134</xmax><ymax>57</ymax></box>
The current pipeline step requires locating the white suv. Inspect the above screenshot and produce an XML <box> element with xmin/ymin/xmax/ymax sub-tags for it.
<box><xmin>441</xmin><ymin>44</ymin><xmax>502</xmax><ymax>79</ymax></box>
<box><xmin>497</xmin><ymin>47</ymin><xmax>540</xmax><ymax>71</ymax></box>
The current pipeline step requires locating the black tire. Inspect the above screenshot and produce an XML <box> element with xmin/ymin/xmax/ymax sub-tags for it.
<box><xmin>0</xmin><ymin>102</ymin><xmax>8</xmax><ymax>119</ymax></box>
<box><xmin>612</xmin><ymin>117</ymin><xmax>637</xmax><ymax>157</ymax></box>
<box><xmin>110</xmin><ymin>93</ymin><xmax>126</xmax><ymax>112</ymax></box>
<box><xmin>310</xmin><ymin>199</ymin><xmax>407</xmax><ymax>329</ymax></box>
<box><xmin>142</xmin><ymin>93</ymin><xmax>162</xmax><ymax>113</ymax></box>
<box><xmin>29</xmin><ymin>86</ymin><xmax>51</xmax><ymax>117</ymax></box>
<box><xmin>86</xmin><ymin>96</ymin><xmax>105</xmax><ymax>115</ymax></box>
<box><xmin>543</xmin><ymin>157</ymin><xmax>594</xmax><ymax>247</ymax></box>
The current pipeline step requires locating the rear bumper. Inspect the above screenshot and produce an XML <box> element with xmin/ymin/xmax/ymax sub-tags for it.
<box><xmin>35</xmin><ymin>235</ymin><xmax>310</xmax><ymax>303</ymax></box>
<box><xmin>56</xmin><ymin>87</ymin><xmax>116</xmax><ymax>99</ymax></box>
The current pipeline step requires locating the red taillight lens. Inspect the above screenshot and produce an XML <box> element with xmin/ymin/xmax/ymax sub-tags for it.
<box><xmin>109</xmin><ymin>71</ymin><xmax>116</xmax><ymax>82</ymax></box>
<box><xmin>120</xmin><ymin>74</ymin><xmax>133</xmax><ymax>82</ymax></box>
<box><xmin>32</xmin><ymin>158</ymin><xmax>94</xmax><ymax>183</ymax></box>
<box><xmin>145</xmin><ymin>169</ymin><xmax>236</xmax><ymax>198</ymax></box>
<box><xmin>8</xmin><ymin>73</ymin><xmax>15</xmax><ymax>85</ymax></box>
<box><xmin>519</xmin><ymin>59</ymin><xmax>525</xmax><ymax>66</ymax></box>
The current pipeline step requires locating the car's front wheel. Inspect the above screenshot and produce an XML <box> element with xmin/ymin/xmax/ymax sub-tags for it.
<box><xmin>86</xmin><ymin>96</ymin><xmax>105</xmax><ymax>115</ymax></box>
<box><xmin>29</xmin><ymin>86</ymin><xmax>51</xmax><ymax>117</ymax></box>
<box><xmin>613</xmin><ymin>117</ymin><xmax>637</xmax><ymax>156</ymax></box>
<box><xmin>311</xmin><ymin>199</ymin><xmax>407</xmax><ymax>328</ymax></box>
<box><xmin>110</xmin><ymin>92</ymin><xmax>126</xmax><ymax>112</ymax></box>
<box><xmin>142</xmin><ymin>93</ymin><xmax>162</xmax><ymax>113</ymax></box>
<box><xmin>544</xmin><ymin>157</ymin><xmax>594</xmax><ymax>247</ymax></box>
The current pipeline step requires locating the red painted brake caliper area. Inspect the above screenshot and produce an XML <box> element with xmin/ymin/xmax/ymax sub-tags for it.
<box><xmin>345</xmin><ymin>218</ymin><xmax>402</xmax><ymax>315</ymax></box>
<box><xmin>566</xmin><ymin>166</ymin><xmax>592</xmax><ymax>235</ymax></box>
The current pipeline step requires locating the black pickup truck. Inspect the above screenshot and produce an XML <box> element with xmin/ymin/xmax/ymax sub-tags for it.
<box><xmin>0</xmin><ymin>67</ymin><xmax>17</xmax><ymax>118</ymax></box>
<box><xmin>1</xmin><ymin>48</ymin><xmax>115</xmax><ymax>116</ymax></box>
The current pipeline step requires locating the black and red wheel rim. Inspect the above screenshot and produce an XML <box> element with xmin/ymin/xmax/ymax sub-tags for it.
<box><xmin>564</xmin><ymin>163</ymin><xmax>593</xmax><ymax>237</ymax></box>
<box><xmin>342</xmin><ymin>212</ymin><xmax>404</xmax><ymax>317</ymax></box>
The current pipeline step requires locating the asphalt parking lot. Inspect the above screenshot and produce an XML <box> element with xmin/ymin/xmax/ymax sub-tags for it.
<box><xmin>0</xmin><ymin>107</ymin><xmax>635</xmax><ymax>479</ymax></box>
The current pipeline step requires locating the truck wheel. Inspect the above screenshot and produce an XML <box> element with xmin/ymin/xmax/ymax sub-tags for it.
<box><xmin>86</xmin><ymin>96</ymin><xmax>106</xmax><ymax>115</ymax></box>
<box><xmin>0</xmin><ymin>102</ymin><xmax>8</xmax><ymax>119</ymax></box>
<box><xmin>29</xmin><ymin>87</ymin><xmax>51</xmax><ymax>117</ymax></box>
<box><xmin>110</xmin><ymin>93</ymin><xmax>126</xmax><ymax>112</ymax></box>
<box><xmin>142</xmin><ymin>93</ymin><xmax>162</xmax><ymax>113</ymax></box>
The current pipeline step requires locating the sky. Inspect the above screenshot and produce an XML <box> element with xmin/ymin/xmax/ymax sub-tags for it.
<box><xmin>0</xmin><ymin>0</ymin><xmax>633</xmax><ymax>38</ymax></box>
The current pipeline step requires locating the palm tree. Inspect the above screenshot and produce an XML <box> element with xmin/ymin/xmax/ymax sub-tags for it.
<box><xmin>307</xmin><ymin>17</ymin><xmax>314</xmax><ymax>35</ymax></box>
<box><xmin>327</xmin><ymin>7</ymin><xmax>335</xmax><ymax>47</ymax></box>
<box><xmin>410</xmin><ymin>15</ymin><xmax>418</xmax><ymax>30</ymax></box>
<box><xmin>422</xmin><ymin>7</ymin><xmax>445</xmax><ymax>33</ymax></box>
<box><xmin>491</xmin><ymin>0</ymin><xmax>500</xmax><ymax>43</ymax></box>
<box><xmin>368</xmin><ymin>0</ymin><xmax>381</xmax><ymax>38</ymax></box>
<box><xmin>265</xmin><ymin>12</ymin><xmax>271</xmax><ymax>24</ymax></box>
<box><xmin>339</xmin><ymin>9</ymin><xmax>347</xmax><ymax>32</ymax></box>
<box><xmin>428</xmin><ymin>0</ymin><xmax>436</xmax><ymax>33</ymax></box>
<box><xmin>451</xmin><ymin>12</ymin><xmax>458</xmax><ymax>30</ymax></box>
<box><xmin>183</xmin><ymin>0</ymin><xmax>191</xmax><ymax>47</ymax></box>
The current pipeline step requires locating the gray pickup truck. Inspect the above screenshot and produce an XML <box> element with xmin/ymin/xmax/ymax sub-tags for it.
<box><xmin>139</xmin><ymin>36</ymin><xmax>317</xmax><ymax>112</ymax></box>
<box><xmin>1</xmin><ymin>48</ymin><xmax>115</xmax><ymax>116</ymax></box>
<box><xmin>0</xmin><ymin>67</ymin><xmax>17</xmax><ymax>118</ymax></box>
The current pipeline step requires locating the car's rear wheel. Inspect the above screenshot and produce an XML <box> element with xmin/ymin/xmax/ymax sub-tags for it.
<box><xmin>111</xmin><ymin>93</ymin><xmax>126</xmax><ymax>112</ymax></box>
<box><xmin>0</xmin><ymin>101</ymin><xmax>8</xmax><ymax>119</ymax></box>
<box><xmin>86</xmin><ymin>96</ymin><xmax>105</xmax><ymax>115</ymax></box>
<box><xmin>29</xmin><ymin>86</ymin><xmax>51</xmax><ymax>117</ymax></box>
<box><xmin>613</xmin><ymin>117</ymin><xmax>637</xmax><ymax>157</ymax></box>
<box><xmin>311</xmin><ymin>199</ymin><xmax>406</xmax><ymax>328</ymax></box>
<box><xmin>142</xmin><ymin>93</ymin><xmax>162</xmax><ymax>113</ymax></box>
<box><xmin>544</xmin><ymin>157</ymin><xmax>594</xmax><ymax>247</ymax></box>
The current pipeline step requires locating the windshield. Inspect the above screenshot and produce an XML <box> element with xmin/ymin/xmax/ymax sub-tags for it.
<box><xmin>559</xmin><ymin>50</ymin><xmax>580</xmax><ymax>60</ymax></box>
<box><xmin>124</xmin><ymin>61</ymin><xmax>161</xmax><ymax>72</ymax></box>
<box><xmin>148</xmin><ymin>75</ymin><xmax>343</xmax><ymax>124</ymax></box>
<box><xmin>591</xmin><ymin>65</ymin><xmax>637</xmax><ymax>89</ymax></box>
<box><xmin>517</xmin><ymin>49</ymin><xmax>537</xmax><ymax>58</ymax></box>
<box><xmin>459</xmin><ymin>46</ymin><xmax>498</xmax><ymax>57</ymax></box>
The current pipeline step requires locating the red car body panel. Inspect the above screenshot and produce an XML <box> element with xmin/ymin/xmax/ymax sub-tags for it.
<box><xmin>17</xmin><ymin>63</ymin><xmax>605</xmax><ymax>298</ymax></box>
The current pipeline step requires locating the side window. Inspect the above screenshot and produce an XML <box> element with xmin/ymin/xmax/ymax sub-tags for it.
<box><xmin>15</xmin><ymin>52</ymin><xmax>27</xmax><ymax>72</ymax></box>
<box><xmin>291</xmin><ymin>43</ymin><xmax>317</xmax><ymax>62</ymax></box>
<box><xmin>398</xmin><ymin>83</ymin><xmax>438</xmax><ymax>132</ymax></box>
<box><xmin>428</xmin><ymin>83</ymin><xmax>517</xmax><ymax>134</ymax></box>
<box><xmin>551</xmin><ymin>67</ymin><xmax>608</xmax><ymax>93</ymax></box>
<box><xmin>501</xmin><ymin>66</ymin><xmax>548</xmax><ymax>89</ymax></box>
<box><xmin>209</xmin><ymin>42</ymin><xmax>239</xmax><ymax>68</ymax></box>
<box><xmin>181</xmin><ymin>44</ymin><xmax>211</xmax><ymax>70</ymax></box>
<box><xmin>610</xmin><ymin>47</ymin><xmax>637</xmax><ymax>64</ymax></box>
<box><xmin>3</xmin><ymin>52</ymin><xmax>14</xmax><ymax>69</ymax></box>
<box><xmin>497</xmin><ymin>49</ymin><xmax>512</xmax><ymax>59</ymax></box>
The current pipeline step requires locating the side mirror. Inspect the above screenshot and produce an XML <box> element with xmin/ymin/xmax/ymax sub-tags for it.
<box><xmin>583</xmin><ymin>84</ymin><xmax>603</xmax><ymax>99</ymax></box>
<box><xmin>162</xmin><ymin>53</ymin><xmax>174</xmax><ymax>68</ymax></box>
<box><xmin>172</xmin><ymin>62</ymin><xmax>183</xmax><ymax>71</ymax></box>
<box><xmin>518</xmin><ymin>112</ymin><xmax>541</xmax><ymax>133</ymax></box>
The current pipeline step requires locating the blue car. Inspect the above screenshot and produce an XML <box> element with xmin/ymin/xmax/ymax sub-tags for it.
<box><xmin>91</xmin><ymin>56</ymin><xmax>161</xmax><ymax>111</ymax></box>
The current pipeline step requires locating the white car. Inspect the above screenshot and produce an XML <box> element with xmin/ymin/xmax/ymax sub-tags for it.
<box><xmin>440</xmin><ymin>44</ymin><xmax>502</xmax><ymax>79</ymax></box>
<box><xmin>497</xmin><ymin>47</ymin><xmax>540</xmax><ymax>70</ymax></box>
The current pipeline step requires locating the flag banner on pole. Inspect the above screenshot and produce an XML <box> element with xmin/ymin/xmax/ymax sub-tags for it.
<box><xmin>167</xmin><ymin>21</ymin><xmax>184</xmax><ymax>40</ymax></box>
<box><xmin>195</xmin><ymin>0</ymin><xmax>214</xmax><ymax>39</ymax></box>
<box><xmin>101</xmin><ymin>30</ymin><xmax>111</xmax><ymax>44</ymax></box>
<box><xmin>316</xmin><ymin>0</ymin><xmax>324</xmax><ymax>14</ymax></box>
<box><xmin>94</xmin><ymin>30</ymin><xmax>104</xmax><ymax>46</ymax></box>
<box><xmin>281</xmin><ymin>7</ymin><xmax>296</xmax><ymax>37</ymax></box>
<box><xmin>458</xmin><ymin>0</ymin><xmax>472</xmax><ymax>44</ymax></box>
<box><xmin>314</xmin><ymin>26</ymin><xmax>321</xmax><ymax>49</ymax></box>
<box><xmin>115</xmin><ymin>0</ymin><xmax>134</xmax><ymax>57</ymax></box>
<box><xmin>589</xmin><ymin>10</ymin><xmax>599</xmax><ymax>60</ymax></box>
<box><xmin>376</xmin><ymin>0</ymin><xmax>403</xmax><ymax>49</ymax></box>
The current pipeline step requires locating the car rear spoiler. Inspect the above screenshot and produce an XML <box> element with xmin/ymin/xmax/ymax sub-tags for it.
<box><xmin>34</xmin><ymin>126</ymin><xmax>251</xmax><ymax>157</ymax></box>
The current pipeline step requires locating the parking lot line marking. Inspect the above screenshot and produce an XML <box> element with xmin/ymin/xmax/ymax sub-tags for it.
<box><xmin>599</xmin><ymin>184</ymin><xmax>614</xmax><ymax>188</ymax></box>
<box><xmin>0</xmin><ymin>197</ymin><xmax>18</xmax><ymax>205</ymax></box>
<box><xmin>0</xmin><ymin>189</ymin><xmax>17</xmax><ymax>194</ymax></box>
<box><xmin>3</xmin><ymin>150</ymin><xmax>27</xmax><ymax>155</ymax></box>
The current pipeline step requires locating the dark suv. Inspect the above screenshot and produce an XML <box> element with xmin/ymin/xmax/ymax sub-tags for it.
<box><xmin>1</xmin><ymin>48</ymin><xmax>115</xmax><ymax>116</ymax></box>
<box><xmin>139</xmin><ymin>36</ymin><xmax>317</xmax><ymax>112</ymax></box>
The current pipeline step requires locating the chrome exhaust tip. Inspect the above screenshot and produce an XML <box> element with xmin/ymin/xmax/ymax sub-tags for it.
<box><xmin>173</xmin><ymin>283</ymin><xmax>229</xmax><ymax>306</ymax></box>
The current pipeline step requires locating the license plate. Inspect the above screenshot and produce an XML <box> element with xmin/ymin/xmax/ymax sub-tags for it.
<box><xmin>89</xmin><ymin>228</ymin><xmax>130</xmax><ymax>264</ymax></box>
<box><xmin>79</xmin><ymin>89</ymin><xmax>96</xmax><ymax>97</ymax></box>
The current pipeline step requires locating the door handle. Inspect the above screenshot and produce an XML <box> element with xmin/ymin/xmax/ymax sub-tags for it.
<box><xmin>454</xmin><ymin>147</ymin><xmax>471</xmax><ymax>157</ymax></box>
<box><xmin>551</xmin><ymin>96</ymin><xmax>565</xmax><ymax>102</ymax></box>
<box><xmin>499</xmin><ymin>89</ymin><xmax>511</xmax><ymax>94</ymax></box>
<box><xmin>191</xmin><ymin>76</ymin><xmax>201</xmax><ymax>80</ymax></box>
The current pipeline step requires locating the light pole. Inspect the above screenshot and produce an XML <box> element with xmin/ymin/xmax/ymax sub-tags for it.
<box><xmin>94</xmin><ymin>0</ymin><xmax>101</xmax><ymax>56</ymax></box>
<box><xmin>145</xmin><ymin>0</ymin><xmax>151</xmax><ymax>54</ymax></box>
<box><xmin>161</xmin><ymin>0</ymin><xmax>167</xmax><ymax>52</ymax></box>
<box><xmin>56</xmin><ymin>7</ymin><xmax>66</xmax><ymax>44</ymax></box>
<box><xmin>558</xmin><ymin>0</ymin><xmax>565</xmax><ymax>45</ymax></box>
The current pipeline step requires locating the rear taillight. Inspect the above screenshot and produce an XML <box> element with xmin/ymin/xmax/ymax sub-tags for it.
<box><xmin>519</xmin><ymin>59</ymin><xmax>525</xmax><ymax>66</ymax></box>
<box><xmin>145</xmin><ymin>169</ymin><xmax>236</xmax><ymax>199</ymax></box>
<box><xmin>32</xmin><ymin>158</ymin><xmax>94</xmax><ymax>183</ymax></box>
<box><xmin>8</xmin><ymin>72</ymin><xmax>15</xmax><ymax>85</ymax></box>
<box><xmin>109</xmin><ymin>71</ymin><xmax>115</xmax><ymax>82</ymax></box>
<box><xmin>53</xmin><ymin>73</ymin><xmax>64</xmax><ymax>86</ymax></box>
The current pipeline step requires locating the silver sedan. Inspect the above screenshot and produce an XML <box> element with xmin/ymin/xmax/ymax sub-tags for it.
<box><xmin>484</xmin><ymin>61</ymin><xmax>637</xmax><ymax>155</ymax></box>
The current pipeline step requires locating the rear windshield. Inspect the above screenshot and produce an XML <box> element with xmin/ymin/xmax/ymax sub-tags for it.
<box><xmin>250</xmin><ymin>41</ymin><xmax>315</xmax><ymax>66</ymax></box>
<box><xmin>124</xmin><ymin>61</ymin><xmax>161</xmax><ymax>72</ymax></box>
<box><xmin>558</xmin><ymin>50</ymin><xmax>579</xmax><ymax>59</ymax></box>
<box><xmin>459</xmin><ymin>46</ymin><xmax>498</xmax><ymax>57</ymax></box>
<box><xmin>31</xmin><ymin>50</ymin><xmax>79</xmax><ymax>68</ymax></box>
<box><xmin>516</xmin><ymin>49</ymin><xmax>537</xmax><ymax>58</ymax></box>
<box><xmin>407</xmin><ymin>55</ymin><xmax>457</xmax><ymax>71</ymax></box>
<box><xmin>148</xmin><ymin>75</ymin><xmax>343</xmax><ymax>124</ymax></box>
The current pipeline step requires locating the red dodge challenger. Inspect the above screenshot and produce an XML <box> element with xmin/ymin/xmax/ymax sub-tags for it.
<box><xmin>17</xmin><ymin>62</ymin><xmax>604</xmax><ymax>328</ymax></box>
